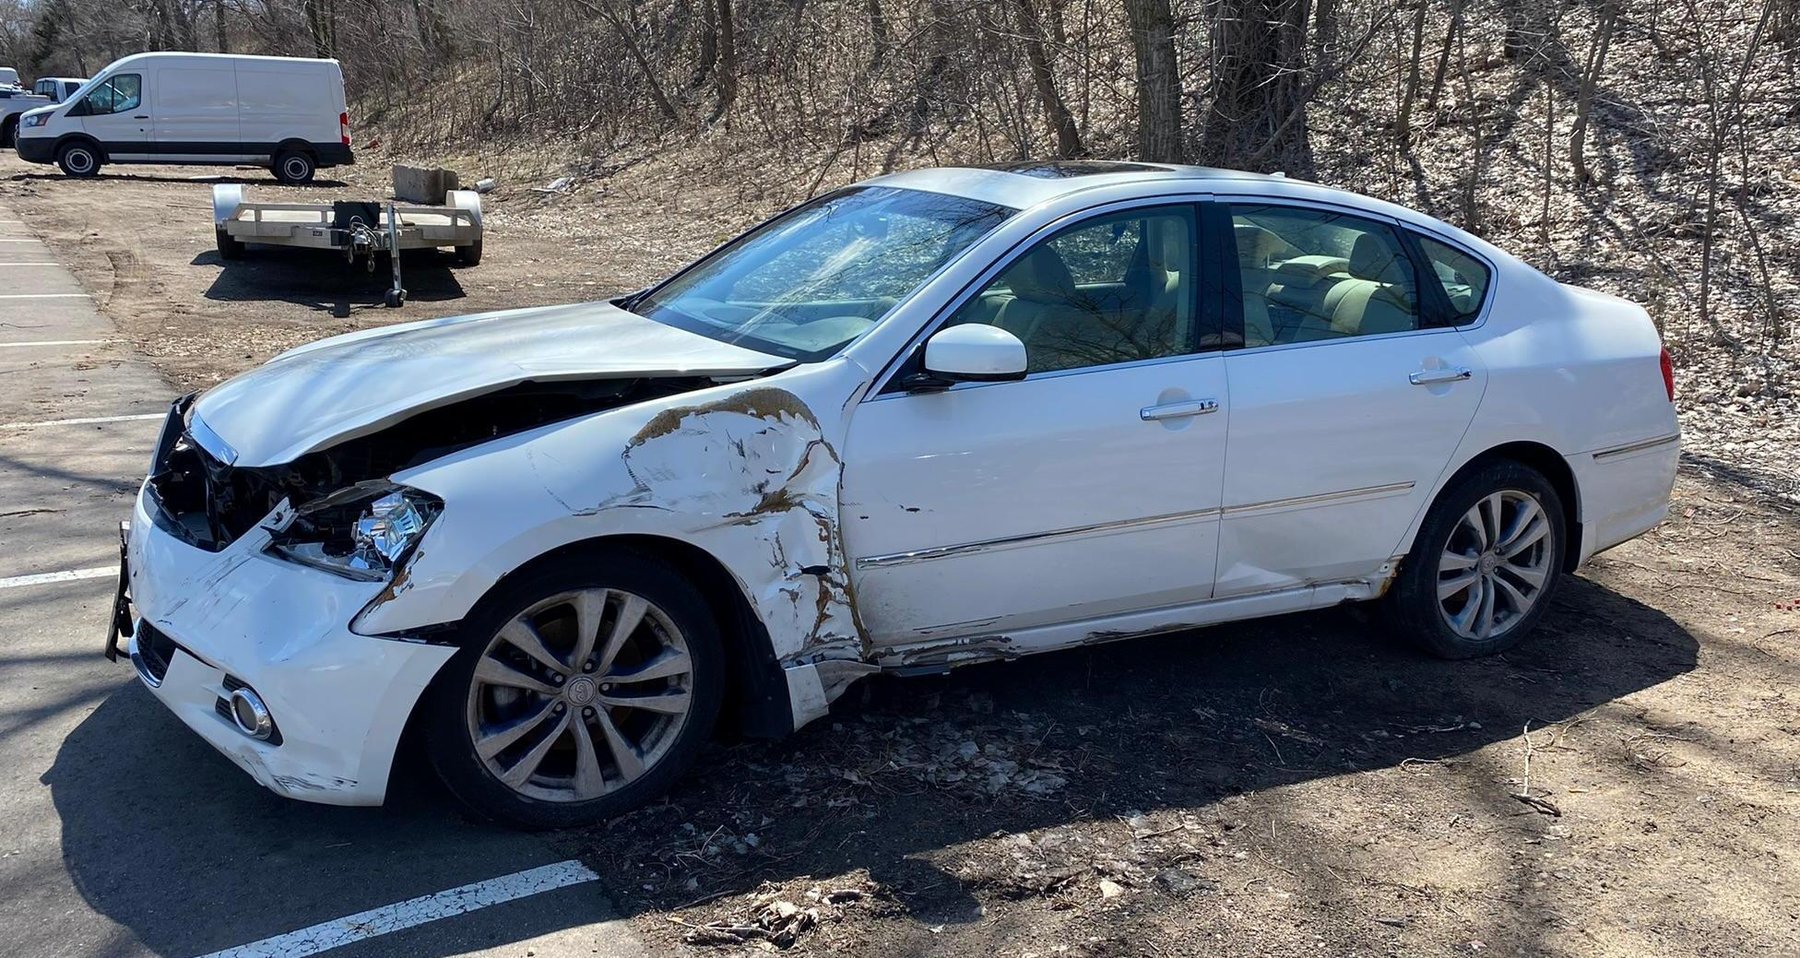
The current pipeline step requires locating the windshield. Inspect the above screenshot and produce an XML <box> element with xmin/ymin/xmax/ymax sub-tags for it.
<box><xmin>632</xmin><ymin>186</ymin><xmax>1014</xmax><ymax>361</ymax></box>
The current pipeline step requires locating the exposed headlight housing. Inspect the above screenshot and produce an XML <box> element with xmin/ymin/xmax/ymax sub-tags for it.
<box><xmin>270</xmin><ymin>483</ymin><xmax>441</xmax><ymax>580</ymax></box>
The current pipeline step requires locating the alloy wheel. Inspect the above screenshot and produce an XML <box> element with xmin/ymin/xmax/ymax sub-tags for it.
<box><xmin>1436</xmin><ymin>490</ymin><xmax>1554</xmax><ymax>641</ymax></box>
<box><xmin>465</xmin><ymin>588</ymin><xmax>695</xmax><ymax>802</ymax></box>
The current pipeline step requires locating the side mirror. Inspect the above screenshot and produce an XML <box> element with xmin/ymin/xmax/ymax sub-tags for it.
<box><xmin>906</xmin><ymin>324</ymin><xmax>1028</xmax><ymax>391</ymax></box>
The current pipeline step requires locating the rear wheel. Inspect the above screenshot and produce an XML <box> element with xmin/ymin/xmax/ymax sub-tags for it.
<box><xmin>423</xmin><ymin>552</ymin><xmax>725</xmax><ymax>829</ymax></box>
<box><xmin>56</xmin><ymin>141</ymin><xmax>101</xmax><ymax>178</ymax></box>
<box><xmin>272</xmin><ymin>148</ymin><xmax>316</xmax><ymax>185</ymax></box>
<box><xmin>1384</xmin><ymin>461</ymin><xmax>1566</xmax><ymax>659</ymax></box>
<box><xmin>454</xmin><ymin>239</ymin><xmax>483</xmax><ymax>267</ymax></box>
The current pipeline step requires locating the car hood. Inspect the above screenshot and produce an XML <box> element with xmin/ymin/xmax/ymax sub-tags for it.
<box><xmin>191</xmin><ymin>300</ymin><xmax>790</xmax><ymax>467</ymax></box>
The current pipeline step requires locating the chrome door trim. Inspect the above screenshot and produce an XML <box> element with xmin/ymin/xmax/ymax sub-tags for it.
<box><xmin>854</xmin><ymin>480</ymin><xmax>1416</xmax><ymax>569</ymax></box>
<box><xmin>854</xmin><ymin>506</ymin><xmax>1224</xmax><ymax>570</ymax></box>
<box><xmin>1591</xmin><ymin>433</ymin><xmax>1679</xmax><ymax>462</ymax></box>
<box><xmin>1220</xmin><ymin>480</ymin><xmax>1416</xmax><ymax>519</ymax></box>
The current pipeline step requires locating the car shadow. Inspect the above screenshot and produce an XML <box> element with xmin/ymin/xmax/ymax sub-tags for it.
<box><xmin>46</xmin><ymin>577</ymin><xmax>1696</xmax><ymax>955</ymax></box>
<box><xmin>197</xmin><ymin>247</ymin><xmax>468</xmax><ymax>317</ymax></box>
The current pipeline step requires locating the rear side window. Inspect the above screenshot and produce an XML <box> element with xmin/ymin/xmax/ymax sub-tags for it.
<box><xmin>1228</xmin><ymin>204</ymin><xmax>1421</xmax><ymax>346</ymax></box>
<box><xmin>1415</xmin><ymin>235</ymin><xmax>1491</xmax><ymax>324</ymax></box>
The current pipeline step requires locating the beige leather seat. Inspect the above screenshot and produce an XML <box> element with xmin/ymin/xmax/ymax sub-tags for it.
<box><xmin>1233</xmin><ymin>224</ymin><xmax>1281</xmax><ymax>347</ymax></box>
<box><xmin>993</xmin><ymin>246</ymin><xmax>1112</xmax><ymax>372</ymax></box>
<box><xmin>1324</xmin><ymin>233</ymin><xmax>1417</xmax><ymax>337</ymax></box>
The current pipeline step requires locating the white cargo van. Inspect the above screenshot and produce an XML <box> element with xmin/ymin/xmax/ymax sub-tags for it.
<box><xmin>15</xmin><ymin>53</ymin><xmax>352</xmax><ymax>183</ymax></box>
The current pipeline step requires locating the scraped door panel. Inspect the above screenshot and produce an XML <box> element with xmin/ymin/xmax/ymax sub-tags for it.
<box><xmin>1216</xmin><ymin>328</ymin><xmax>1484</xmax><ymax>596</ymax></box>
<box><xmin>841</xmin><ymin>356</ymin><xmax>1229</xmax><ymax>650</ymax></box>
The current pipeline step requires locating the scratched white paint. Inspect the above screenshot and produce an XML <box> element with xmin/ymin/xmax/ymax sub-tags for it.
<box><xmin>195</xmin><ymin>859</ymin><xmax>601</xmax><ymax>958</ymax></box>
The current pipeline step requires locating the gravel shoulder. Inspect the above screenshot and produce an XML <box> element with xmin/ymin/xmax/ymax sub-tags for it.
<box><xmin>3</xmin><ymin>152</ymin><xmax>1795</xmax><ymax>958</ymax></box>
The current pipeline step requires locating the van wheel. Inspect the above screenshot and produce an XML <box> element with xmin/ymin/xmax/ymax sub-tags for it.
<box><xmin>273</xmin><ymin>149</ymin><xmax>316</xmax><ymax>185</ymax></box>
<box><xmin>422</xmin><ymin>551</ymin><xmax>725</xmax><ymax>829</ymax></box>
<box><xmin>216</xmin><ymin>228</ymin><xmax>245</xmax><ymax>261</ymax></box>
<box><xmin>57</xmin><ymin>142</ymin><xmax>101</xmax><ymax>178</ymax></box>
<box><xmin>1383</xmin><ymin>461</ymin><xmax>1566</xmax><ymax>659</ymax></box>
<box><xmin>455</xmin><ymin>240</ymin><xmax>483</xmax><ymax>267</ymax></box>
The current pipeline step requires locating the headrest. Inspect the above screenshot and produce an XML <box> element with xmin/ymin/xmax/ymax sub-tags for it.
<box><xmin>1005</xmin><ymin>245</ymin><xmax>1079</xmax><ymax>304</ymax></box>
<box><xmin>1349</xmin><ymin>233</ymin><xmax>1407</xmax><ymax>284</ymax></box>
<box><xmin>1234</xmin><ymin>224</ymin><xmax>1280</xmax><ymax>267</ymax></box>
<box><xmin>1147</xmin><ymin>217</ymin><xmax>1190</xmax><ymax>272</ymax></box>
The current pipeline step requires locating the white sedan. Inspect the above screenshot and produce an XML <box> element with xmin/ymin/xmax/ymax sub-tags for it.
<box><xmin>111</xmin><ymin>162</ymin><xmax>1679</xmax><ymax>827</ymax></box>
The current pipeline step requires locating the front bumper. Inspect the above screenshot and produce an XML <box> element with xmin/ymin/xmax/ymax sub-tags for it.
<box><xmin>122</xmin><ymin>486</ymin><xmax>455</xmax><ymax>806</ymax></box>
<box><xmin>15</xmin><ymin>133</ymin><xmax>54</xmax><ymax>164</ymax></box>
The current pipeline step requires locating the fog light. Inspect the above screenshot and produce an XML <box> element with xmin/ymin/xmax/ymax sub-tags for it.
<box><xmin>229</xmin><ymin>687</ymin><xmax>274</xmax><ymax>741</ymax></box>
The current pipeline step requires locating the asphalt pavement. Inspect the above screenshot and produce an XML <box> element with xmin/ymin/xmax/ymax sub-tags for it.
<box><xmin>0</xmin><ymin>201</ymin><xmax>647</xmax><ymax>958</ymax></box>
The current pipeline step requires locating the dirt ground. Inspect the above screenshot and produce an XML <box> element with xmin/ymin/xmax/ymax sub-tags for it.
<box><xmin>4</xmin><ymin>152</ymin><xmax>1797</xmax><ymax>957</ymax></box>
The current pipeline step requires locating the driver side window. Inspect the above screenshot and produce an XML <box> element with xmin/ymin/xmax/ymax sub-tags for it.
<box><xmin>947</xmin><ymin>205</ymin><xmax>1198</xmax><ymax>374</ymax></box>
<box><xmin>80</xmin><ymin>74</ymin><xmax>141</xmax><ymax>116</ymax></box>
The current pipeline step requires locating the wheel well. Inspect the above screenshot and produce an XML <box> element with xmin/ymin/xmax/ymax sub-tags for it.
<box><xmin>55</xmin><ymin>134</ymin><xmax>103</xmax><ymax>160</ymax></box>
<box><xmin>1434</xmin><ymin>442</ymin><xmax>1583</xmax><ymax>572</ymax></box>
<box><xmin>274</xmin><ymin>139</ymin><xmax>315</xmax><ymax>159</ymax></box>
<box><xmin>483</xmin><ymin>534</ymin><xmax>795</xmax><ymax>739</ymax></box>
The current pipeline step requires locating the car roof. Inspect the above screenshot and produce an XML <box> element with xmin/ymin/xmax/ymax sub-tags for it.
<box><xmin>97</xmin><ymin>52</ymin><xmax>342</xmax><ymax>71</ymax></box>
<box><xmin>863</xmin><ymin>160</ymin><xmax>1509</xmax><ymax>265</ymax></box>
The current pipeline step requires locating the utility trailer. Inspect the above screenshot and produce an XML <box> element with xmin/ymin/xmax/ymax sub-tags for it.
<box><xmin>211</xmin><ymin>184</ymin><xmax>484</xmax><ymax>307</ymax></box>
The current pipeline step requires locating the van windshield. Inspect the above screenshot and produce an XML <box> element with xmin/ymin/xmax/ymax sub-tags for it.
<box><xmin>629</xmin><ymin>187</ymin><xmax>1014</xmax><ymax>362</ymax></box>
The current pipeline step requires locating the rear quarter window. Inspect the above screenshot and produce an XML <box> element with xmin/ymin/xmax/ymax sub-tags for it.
<box><xmin>1416</xmin><ymin>235</ymin><xmax>1492</xmax><ymax>323</ymax></box>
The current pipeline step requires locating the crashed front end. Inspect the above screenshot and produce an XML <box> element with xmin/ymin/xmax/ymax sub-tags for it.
<box><xmin>119</xmin><ymin>396</ymin><xmax>455</xmax><ymax>805</ymax></box>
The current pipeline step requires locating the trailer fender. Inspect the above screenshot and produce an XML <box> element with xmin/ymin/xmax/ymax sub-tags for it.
<box><xmin>449</xmin><ymin>190</ymin><xmax>483</xmax><ymax>230</ymax></box>
<box><xmin>213</xmin><ymin>184</ymin><xmax>246</xmax><ymax>228</ymax></box>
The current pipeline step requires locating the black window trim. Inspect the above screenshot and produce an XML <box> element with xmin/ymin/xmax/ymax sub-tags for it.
<box><xmin>870</xmin><ymin>196</ymin><xmax>1224</xmax><ymax>397</ymax></box>
<box><xmin>1405</xmin><ymin>228</ymin><xmax>1497</xmax><ymax>328</ymax></box>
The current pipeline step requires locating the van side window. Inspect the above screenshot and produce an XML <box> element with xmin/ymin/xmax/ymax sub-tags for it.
<box><xmin>1415</xmin><ymin>235</ymin><xmax>1491</xmax><ymax>324</ymax></box>
<box><xmin>81</xmin><ymin>74</ymin><xmax>141</xmax><ymax>115</ymax></box>
<box><xmin>1228</xmin><ymin>204</ymin><xmax>1421</xmax><ymax>346</ymax></box>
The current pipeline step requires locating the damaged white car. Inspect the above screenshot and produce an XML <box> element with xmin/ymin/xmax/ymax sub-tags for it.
<box><xmin>108</xmin><ymin>162</ymin><xmax>1679</xmax><ymax>827</ymax></box>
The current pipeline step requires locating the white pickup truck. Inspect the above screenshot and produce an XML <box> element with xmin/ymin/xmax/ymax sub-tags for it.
<box><xmin>1</xmin><ymin>76</ymin><xmax>86</xmax><ymax>147</ymax></box>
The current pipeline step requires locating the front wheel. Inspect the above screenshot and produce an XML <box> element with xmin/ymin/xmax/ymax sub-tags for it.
<box><xmin>57</xmin><ymin>142</ymin><xmax>101</xmax><ymax>178</ymax></box>
<box><xmin>1384</xmin><ymin>461</ymin><xmax>1566</xmax><ymax>659</ymax></box>
<box><xmin>423</xmin><ymin>553</ymin><xmax>725</xmax><ymax>829</ymax></box>
<box><xmin>1</xmin><ymin>119</ymin><xmax>16</xmax><ymax>149</ymax></box>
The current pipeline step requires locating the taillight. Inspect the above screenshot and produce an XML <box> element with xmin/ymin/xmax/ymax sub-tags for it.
<box><xmin>1659</xmin><ymin>346</ymin><xmax>1675</xmax><ymax>402</ymax></box>
<box><xmin>340</xmin><ymin>111</ymin><xmax>351</xmax><ymax>147</ymax></box>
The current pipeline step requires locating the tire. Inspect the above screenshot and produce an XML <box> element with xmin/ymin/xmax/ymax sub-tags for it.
<box><xmin>383</xmin><ymin>288</ymin><xmax>406</xmax><ymax>308</ymax></box>
<box><xmin>272</xmin><ymin>148</ymin><xmax>316</xmax><ymax>185</ymax></box>
<box><xmin>56</xmin><ymin>141</ymin><xmax>101</xmax><ymax>178</ymax></box>
<box><xmin>1383</xmin><ymin>461</ymin><xmax>1566</xmax><ymax>659</ymax></box>
<box><xmin>1</xmin><ymin>118</ymin><xmax>16</xmax><ymax>149</ymax></box>
<box><xmin>215</xmin><ymin>228</ymin><xmax>245</xmax><ymax>261</ymax></box>
<box><xmin>422</xmin><ymin>551</ymin><xmax>726</xmax><ymax>829</ymax></box>
<box><xmin>454</xmin><ymin>240</ymin><xmax>483</xmax><ymax>267</ymax></box>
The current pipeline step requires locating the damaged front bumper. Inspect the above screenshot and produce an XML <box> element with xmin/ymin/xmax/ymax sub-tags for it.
<box><xmin>118</xmin><ymin>486</ymin><xmax>455</xmax><ymax>805</ymax></box>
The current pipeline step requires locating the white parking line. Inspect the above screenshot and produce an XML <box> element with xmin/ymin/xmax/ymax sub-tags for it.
<box><xmin>0</xmin><ymin>567</ymin><xmax>115</xmax><ymax>590</ymax></box>
<box><xmin>0</xmin><ymin>412</ymin><xmax>163</xmax><ymax>429</ymax></box>
<box><xmin>0</xmin><ymin>340</ymin><xmax>112</xmax><ymax>349</ymax></box>
<box><xmin>196</xmin><ymin>860</ymin><xmax>603</xmax><ymax>958</ymax></box>
<box><xmin>0</xmin><ymin>293</ymin><xmax>89</xmax><ymax>300</ymax></box>
<box><xmin>0</xmin><ymin>263</ymin><xmax>57</xmax><ymax>267</ymax></box>
<box><xmin>0</xmin><ymin>239</ymin><xmax>41</xmax><ymax>243</ymax></box>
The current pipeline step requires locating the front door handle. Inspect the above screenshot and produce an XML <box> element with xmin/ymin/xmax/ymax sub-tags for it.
<box><xmin>1409</xmin><ymin>366</ymin><xmax>1473</xmax><ymax>386</ymax></box>
<box><xmin>1140</xmin><ymin>398</ymin><xmax>1219</xmax><ymax>421</ymax></box>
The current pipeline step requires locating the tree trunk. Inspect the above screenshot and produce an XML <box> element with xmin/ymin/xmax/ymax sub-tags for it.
<box><xmin>214</xmin><ymin>0</ymin><xmax>228</xmax><ymax>53</ymax></box>
<box><xmin>1010</xmin><ymin>0</ymin><xmax>1083</xmax><ymax>156</ymax></box>
<box><xmin>1123</xmin><ymin>0</ymin><xmax>1182</xmax><ymax>162</ymax></box>
<box><xmin>865</xmin><ymin>0</ymin><xmax>889</xmax><ymax>74</ymax></box>
<box><xmin>692</xmin><ymin>0</ymin><xmax>718</xmax><ymax>87</ymax></box>
<box><xmin>708</xmin><ymin>0</ymin><xmax>738</xmax><ymax>124</ymax></box>
<box><xmin>1201</xmin><ymin>0</ymin><xmax>1314</xmax><ymax>174</ymax></box>
<box><xmin>1395</xmin><ymin>0</ymin><xmax>1429</xmax><ymax>151</ymax></box>
<box><xmin>1569</xmin><ymin>0</ymin><xmax>1617</xmax><ymax>184</ymax></box>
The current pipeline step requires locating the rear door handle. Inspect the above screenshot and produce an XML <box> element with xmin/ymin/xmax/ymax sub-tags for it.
<box><xmin>1409</xmin><ymin>367</ymin><xmax>1472</xmax><ymax>386</ymax></box>
<box><xmin>1140</xmin><ymin>398</ymin><xmax>1219</xmax><ymax>421</ymax></box>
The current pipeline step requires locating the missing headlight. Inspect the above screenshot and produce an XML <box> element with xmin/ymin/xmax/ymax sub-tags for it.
<box><xmin>269</xmin><ymin>483</ymin><xmax>441</xmax><ymax>580</ymax></box>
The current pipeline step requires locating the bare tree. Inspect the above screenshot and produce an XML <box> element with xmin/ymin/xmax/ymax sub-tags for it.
<box><xmin>1010</xmin><ymin>0</ymin><xmax>1084</xmax><ymax>156</ymax></box>
<box><xmin>1202</xmin><ymin>0</ymin><xmax>1315</xmax><ymax>174</ymax></box>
